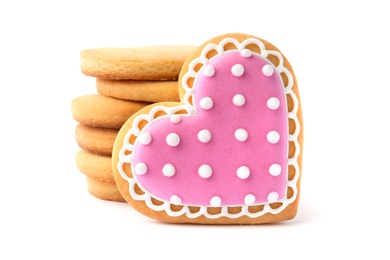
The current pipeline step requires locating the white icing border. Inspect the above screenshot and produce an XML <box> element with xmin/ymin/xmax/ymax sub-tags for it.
<box><xmin>117</xmin><ymin>37</ymin><xmax>301</xmax><ymax>219</ymax></box>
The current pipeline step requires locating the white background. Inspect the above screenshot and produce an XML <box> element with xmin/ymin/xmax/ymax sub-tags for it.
<box><xmin>1</xmin><ymin>1</ymin><xmax>389</xmax><ymax>259</ymax></box>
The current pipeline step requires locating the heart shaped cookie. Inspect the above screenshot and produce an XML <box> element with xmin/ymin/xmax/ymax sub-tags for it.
<box><xmin>112</xmin><ymin>33</ymin><xmax>303</xmax><ymax>224</ymax></box>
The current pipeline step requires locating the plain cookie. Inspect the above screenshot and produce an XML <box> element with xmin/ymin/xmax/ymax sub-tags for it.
<box><xmin>76</xmin><ymin>149</ymin><xmax>124</xmax><ymax>202</ymax></box>
<box><xmin>75</xmin><ymin>124</ymin><xmax>118</xmax><ymax>156</ymax></box>
<box><xmin>96</xmin><ymin>78</ymin><xmax>180</xmax><ymax>103</ymax></box>
<box><xmin>85</xmin><ymin>176</ymin><xmax>125</xmax><ymax>202</ymax></box>
<box><xmin>75</xmin><ymin>149</ymin><xmax>114</xmax><ymax>182</ymax></box>
<box><xmin>80</xmin><ymin>45</ymin><xmax>197</xmax><ymax>80</ymax></box>
<box><xmin>71</xmin><ymin>94</ymin><xmax>151</xmax><ymax>129</ymax></box>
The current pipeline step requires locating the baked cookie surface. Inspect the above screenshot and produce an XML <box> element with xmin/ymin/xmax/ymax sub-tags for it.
<box><xmin>80</xmin><ymin>45</ymin><xmax>197</xmax><ymax>80</ymax></box>
<box><xmin>75</xmin><ymin>124</ymin><xmax>118</xmax><ymax>156</ymax></box>
<box><xmin>75</xmin><ymin>149</ymin><xmax>114</xmax><ymax>182</ymax></box>
<box><xmin>85</xmin><ymin>176</ymin><xmax>125</xmax><ymax>202</ymax></box>
<box><xmin>76</xmin><ymin>149</ymin><xmax>125</xmax><ymax>202</ymax></box>
<box><xmin>96</xmin><ymin>78</ymin><xmax>180</xmax><ymax>103</ymax></box>
<box><xmin>71</xmin><ymin>94</ymin><xmax>151</xmax><ymax>129</ymax></box>
<box><xmin>112</xmin><ymin>33</ymin><xmax>303</xmax><ymax>224</ymax></box>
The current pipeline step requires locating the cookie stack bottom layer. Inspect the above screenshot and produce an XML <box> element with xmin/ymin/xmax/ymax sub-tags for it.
<box><xmin>75</xmin><ymin>149</ymin><xmax>125</xmax><ymax>202</ymax></box>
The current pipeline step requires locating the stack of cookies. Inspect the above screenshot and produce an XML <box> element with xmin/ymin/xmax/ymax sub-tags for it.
<box><xmin>71</xmin><ymin>45</ymin><xmax>196</xmax><ymax>202</ymax></box>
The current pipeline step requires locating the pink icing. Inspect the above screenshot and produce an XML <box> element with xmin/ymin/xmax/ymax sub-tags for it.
<box><xmin>132</xmin><ymin>50</ymin><xmax>287</xmax><ymax>206</ymax></box>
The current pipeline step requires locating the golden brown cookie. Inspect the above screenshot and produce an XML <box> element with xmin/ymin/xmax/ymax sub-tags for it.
<box><xmin>71</xmin><ymin>94</ymin><xmax>151</xmax><ymax>129</ymax></box>
<box><xmin>75</xmin><ymin>149</ymin><xmax>114</xmax><ymax>182</ymax></box>
<box><xmin>75</xmin><ymin>124</ymin><xmax>118</xmax><ymax>156</ymax></box>
<box><xmin>80</xmin><ymin>45</ymin><xmax>197</xmax><ymax>80</ymax></box>
<box><xmin>112</xmin><ymin>33</ymin><xmax>304</xmax><ymax>224</ymax></box>
<box><xmin>85</xmin><ymin>176</ymin><xmax>125</xmax><ymax>202</ymax></box>
<box><xmin>96</xmin><ymin>78</ymin><xmax>180</xmax><ymax>103</ymax></box>
<box><xmin>76</xmin><ymin>149</ymin><xmax>125</xmax><ymax>202</ymax></box>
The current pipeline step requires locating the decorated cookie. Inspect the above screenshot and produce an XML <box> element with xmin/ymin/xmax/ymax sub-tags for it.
<box><xmin>112</xmin><ymin>33</ymin><xmax>303</xmax><ymax>224</ymax></box>
<box><xmin>80</xmin><ymin>45</ymin><xmax>196</xmax><ymax>80</ymax></box>
<box><xmin>96</xmin><ymin>78</ymin><xmax>180</xmax><ymax>103</ymax></box>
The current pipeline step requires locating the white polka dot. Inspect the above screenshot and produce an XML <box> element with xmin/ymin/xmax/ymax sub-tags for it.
<box><xmin>235</xmin><ymin>128</ymin><xmax>248</xmax><ymax>142</ymax></box>
<box><xmin>162</xmin><ymin>163</ymin><xmax>176</xmax><ymax>177</ymax></box>
<box><xmin>267</xmin><ymin>191</ymin><xmax>279</xmax><ymax>202</ymax></box>
<box><xmin>134</xmin><ymin>162</ymin><xmax>147</xmax><ymax>175</ymax></box>
<box><xmin>170</xmin><ymin>115</ymin><xmax>181</xmax><ymax>123</ymax></box>
<box><xmin>197</xmin><ymin>129</ymin><xmax>212</xmax><ymax>143</ymax></box>
<box><xmin>170</xmin><ymin>195</ymin><xmax>182</xmax><ymax>205</ymax></box>
<box><xmin>237</xmin><ymin>166</ymin><xmax>250</xmax><ymax>179</ymax></box>
<box><xmin>198</xmin><ymin>164</ymin><xmax>213</xmax><ymax>178</ymax></box>
<box><xmin>269</xmin><ymin>164</ymin><xmax>282</xmax><ymax>176</ymax></box>
<box><xmin>166</xmin><ymin>133</ymin><xmax>180</xmax><ymax>147</ymax></box>
<box><xmin>199</xmin><ymin>97</ymin><xmax>213</xmax><ymax>110</ymax></box>
<box><xmin>210</xmin><ymin>196</ymin><xmax>222</xmax><ymax>206</ymax></box>
<box><xmin>262</xmin><ymin>64</ymin><xmax>274</xmax><ymax>76</ymax></box>
<box><xmin>267</xmin><ymin>97</ymin><xmax>280</xmax><ymax>110</ymax></box>
<box><xmin>231</xmin><ymin>64</ymin><xmax>245</xmax><ymax>77</ymax></box>
<box><xmin>138</xmin><ymin>132</ymin><xmax>152</xmax><ymax>145</ymax></box>
<box><xmin>267</xmin><ymin>131</ymin><xmax>280</xmax><ymax>144</ymax></box>
<box><xmin>240</xmin><ymin>49</ymin><xmax>252</xmax><ymax>57</ymax></box>
<box><xmin>233</xmin><ymin>94</ymin><xmax>246</xmax><ymax>107</ymax></box>
<box><xmin>203</xmin><ymin>64</ymin><xmax>215</xmax><ymax>77</ymax></box>
<box><xmin>244</xmin><ymin>194</ymin><xmax>256</xmax><ymax>205</ymax></box>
